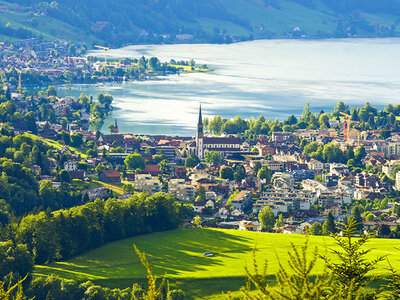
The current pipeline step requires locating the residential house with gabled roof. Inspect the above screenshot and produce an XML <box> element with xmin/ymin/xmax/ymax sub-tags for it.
<box><xmin>99</xmin><ymin>170</ymin><xmax>121</xmax><ymax>184</ymax></box>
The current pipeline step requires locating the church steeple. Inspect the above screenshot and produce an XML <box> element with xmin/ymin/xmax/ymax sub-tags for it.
<box><xmin>197</xmin><ymin>104</ymin><xmax>203</xmax><ymax>137</ymax></box>
<box><xmin>196</xmin><ymin>104</ymin><xmax>204</xmax><ymax>159</ymax></box>
<box><xmin>114</xmin><ymin>119</ymin><xmax>119</xmax><ymax>134</ymax></box>
<box><xmin>198</xmin><ymin>104</ymin><xmax>203</xmax><ymax>125</ymax></box>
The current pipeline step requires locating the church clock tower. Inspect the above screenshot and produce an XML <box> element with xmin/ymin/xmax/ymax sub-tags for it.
<box><xmin>196</xmin><ymin>104</ymin><xmax>204</xmax><ymax>159</ymax></box>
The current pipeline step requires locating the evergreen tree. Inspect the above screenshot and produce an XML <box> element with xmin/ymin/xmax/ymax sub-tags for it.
<box><xmin>322</xmin><ymin>212</ymin><xmax>336</xmax><ymax>235</ymax></box>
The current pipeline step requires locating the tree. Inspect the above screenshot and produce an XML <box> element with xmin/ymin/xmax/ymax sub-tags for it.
<box><xmin>310</xmin><ymin>222</ymin><xmax>322</xmax><ymax>235</ymax></box>
<box><xmin>219</xmin><ymin>166</ymin><xmax>234</xmax><ymax>180</ymax></box>
<box><xmin>185</xmin><ymin>153</ymin><xmax>200</xmax><ymax>168</ymax></box>
<box><xmin>234</xmin><ymin>165</ymin><xmax>246</xmax><ymax>182</ymax></box>
<box><xmin>158</xmin><ymin>159</ymin><xmax>171</xmax><ymax>175</ymax></box>
<box><xmin>107</xmin><ymin>123</ymin><xmax>115</xmax><ymax>133</ymax></box>
<box><xmin>258</xmin><ymin>206</ymin><xmax>275</xmax><ymax>232</ymax></box>
<box><xmin>204</xmin><ymin>151</ymin><xmax>222</xmax><ymax>165</ymax></box>
<box><xmin>322</xmin><ymin>212</ymin><xmax>336</xmax><ymax>235</ymax></box>
<box><xmin>300</xmin><ymin>102</ymin><xmax>311</xmax><ymax>123</ymax></box>
<box><xmin>152</xmin><ymin>153</ymin><xmax>167</xmax><ymax>164</ymax></box>
<box><xmin>258</xmin><ymin>166</ymin><xmax>272</xmax><ymax>183</ymax></box>
<box><xmin>351</xmin><ymin>205</ymin><xmax>363</xmax><ymax>231</ymax></box>
<box><xmin>196</xmin><ymin>185</ymin><xmax>206</xmax><ymax>202</ymax></box>
<box><xmin>70</xmin><ymin>133</ymin><xmax>83</xmax><ymax>147</ymax></box>
<box><xmin>132</xmin><ymin>245</ymin><xmax>167</xmax><ymax>300</ymax></box>
<box><xmin>208</xmin><ymin>115</ymin><xmax>223</xmax><ymax>133</ymax></box>
<box><xmin>239</xmin><ymin>235</ymin><xmax>342</xmax><ymax>300</ymax></box>
<box><xmin>46</xmin><ymin>85</ymin><xmax>57</xmax><ymax>96</ymax></box>
<box><xmin>321</xmin><ymin>215</ymin><xmax>385</xmax><ymax>296</ymax></box>
<box><xmin>0</xmin><ymin>276</ymin><xmax>31</xmax><ymax>300</ymax></box>
<box><xmin>59</xmin><ymin>169</ymin><xmax>71</xmax><ymax>183</ymax></box>
<box><xmin>354</xmin><ymin>146</ymin><xmax>366</xmax><ymax>163</ymax></box>
<box><xmin>274</xmin><ymin>214</ymin><xmax>284</xmax><ymax>228</ymax></box>
<box><xmin>124</xmin><ymin>153</ymin><xmax>145</xmax><ymax>171</ymax></box>
<box><xmin>319</xmin><ymin>113</ymin><xmax>329</xmax><ymax>127</ymax></box>
<box><xmin>365</xmin><ymin>213</ymin><xmax>375</xmax><ymax>221</ymax></box>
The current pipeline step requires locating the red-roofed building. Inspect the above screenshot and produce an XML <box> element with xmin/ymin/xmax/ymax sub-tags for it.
<box><xmin>259</xmin><ymin>145</ymin><xmax>275</xmax><ymax>156</ymax></box>
<box><xmin>143</xmin><ymin>164</ymin><xmax>162</xmax><ymax>176</ymax></box>
<box><xmin>99</xmin><ymin>170</ymin><xmax>121</xmax><ymax>184</ymax></box>
<box><xmin>174</xmin><ymin>166</ymin><xmax>187</xmax><ymax>178</ymax></box>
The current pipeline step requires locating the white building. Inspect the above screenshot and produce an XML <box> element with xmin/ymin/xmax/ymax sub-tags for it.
<box><xmin>168</xmin><ymin>178</ymin><xmax>196</xmax><ymax>201</ymax></box>
<box><xmin>134</xmin><ymin>174</ymin><xmax>162</xmax><ymax>195</ymax></box>
<box><xmin>64</xmin><ymin>160</ymin><xmax>78</xmax><ymax>171</ymax></box>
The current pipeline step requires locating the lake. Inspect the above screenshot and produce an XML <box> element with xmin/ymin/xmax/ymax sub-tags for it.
<box><xmin>57</xmin><ymin>38</ymin><xmax>400</xmax><ymax>136</ymax></box>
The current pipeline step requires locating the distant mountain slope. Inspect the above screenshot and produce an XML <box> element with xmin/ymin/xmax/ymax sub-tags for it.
<box><xmin>2</xmin><ymin>0</ymin><xmax>400</xmax><ymax>46</ymax></box>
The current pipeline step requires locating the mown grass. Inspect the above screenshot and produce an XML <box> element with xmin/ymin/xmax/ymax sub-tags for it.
<box><xmin>34</xmin><ymin>228</ymin><xmax>400</xmax><ymax>299</ymax></box>
<box><xmin>92</xmin><ymin>180</ymin><xmax>124</xmax><ymax>195</ymax></box>
<box><xmin>24</xmin><ymin>133</ymin><xmax>88</xmax><ymax>159</ymax></box>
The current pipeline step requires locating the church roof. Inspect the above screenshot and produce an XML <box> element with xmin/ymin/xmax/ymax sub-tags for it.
<box><xmin>203</xmin><ymin>137</ymin><xmax>242</xmax><ymax>145</ymax></box>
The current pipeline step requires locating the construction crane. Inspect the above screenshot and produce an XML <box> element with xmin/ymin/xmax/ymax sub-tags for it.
<box><xmin>94</xmin><ymin>45</ymin><xmax>110</xmax><ymax>65</ymax></box>
<box><xmin>340</xmin><ymin>112</ymin><xmax>359</xmax><ymax>142</ymax></box>
<box><xmin>353</xmin><ymin>128</ymin><xmax>392</xmax><ymax>147</ymax></box>
<box><xmin>14</xmin><ymin>68</ymin><xmax>22</xmax><ymax>93</ymax></box>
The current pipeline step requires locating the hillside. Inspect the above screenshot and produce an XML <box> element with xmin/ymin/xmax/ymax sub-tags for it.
<box><xmin>2</xmin><ymin>0</ymin><xmax>400</xmax><ymax>46</ymax></box>
<box><xmin>34</xmin><ymin>228</ymin><xmax>400</xmax><ymax>299</ymax></box>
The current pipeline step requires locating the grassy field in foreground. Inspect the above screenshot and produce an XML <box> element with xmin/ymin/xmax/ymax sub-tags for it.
<box><xmin>34</xmin><ymin>228</ymin><xmax>400</xmax><ymax>299</ymax></box>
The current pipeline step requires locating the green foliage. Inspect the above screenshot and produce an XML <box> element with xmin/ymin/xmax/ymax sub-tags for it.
<box><xmin>185</xmin><ymin>152</ymin><xmax>200</xmax><ymax>168</ymax></box>
<box><xmin>158</xmin><ymin>159</ymin><xmax>171</xmax><ymax>175</ymax></box>
<box><xmin>310</xmin><ymin>222</ymin><xmax>322</xmax><ymax>236</ymax></box>
<box><xmin>321</xmin><ymin>215</ymin><xmax>385</xmax><ymax>295</ymax></box>
<box><xmin>0</xmin><ymin>275</ymin><xmax>31</xmax><ymax>300</ymax></box>
<box><xmin>322</xmin><ymin>212</ymin><xmax>336</xmax><ymax>236</ymax></box>
<box><xmin>258</xmin><ymin>206</ymin><xmax>275</xmax><ymax>232</ymax></box>
<box><xmin>204</xmin><ymin>151</ymin><xmax>222</xmax><ymax>165</ymax></box>
<box><xmin>124</xmin><ymin>153</ymin><xmax>145</xmax><ymax>171</ymax></box>
<box><xmin>236</xmin><ymin>235</ymin><xmax>343</xmax><ymax>300</ymax></box>
<box><xmin>16</xmin><ymin>193</ymin><xmax>184</xmax><ymax>264</ymax></box>
<box><xmin>220</xmin><ymin>166</ymin><xmax>234</xmax><ymax>180</ymax></box>
<box><xmin>132</xmin><ymin>245</ymin><xmax>167</xmax><ymax>300</ymax></box>
<box><xmin>258</xmin><ymin>165</ymin><xmax>272</xmax><ymax>183</ymax></box>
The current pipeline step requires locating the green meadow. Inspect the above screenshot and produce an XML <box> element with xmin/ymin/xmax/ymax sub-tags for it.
<box><xmin>34</xmin><ymin>228</ymin><xmax>400</xmax><ymax>299</ymax></box>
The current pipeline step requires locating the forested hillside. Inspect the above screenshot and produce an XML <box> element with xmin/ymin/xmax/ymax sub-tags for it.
<box><xmin>1</xmin><ymin>0</ymin><xmax>400</xmax><ymax>46</ymax></box>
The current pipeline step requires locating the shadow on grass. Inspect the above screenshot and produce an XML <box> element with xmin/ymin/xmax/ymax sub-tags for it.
<box><xmin>133</xmin><ymin>228</ymin><xmax>254</xmax><ymax>276</ymax></box>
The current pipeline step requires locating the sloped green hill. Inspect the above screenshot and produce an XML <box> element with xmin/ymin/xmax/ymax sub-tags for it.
<box><xmin>2</xmin><ymin>0</ymin><xmax>400</xmax><ymax>46</ymax></box>
<box><xmin>34</xmin><ymin>228</ymin><xmax>400</xmax><ymax>299</ymax></box>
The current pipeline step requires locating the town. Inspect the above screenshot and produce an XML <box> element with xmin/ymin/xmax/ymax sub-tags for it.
<box><xmin>2</xmin><ymin>70</ymin><xmax>400</xmax><ymax>239</ymax></box>
<box><xmin>0</xmin><ymin>37</ymin><xmax>209</xmax><ymax>93</ymax></box>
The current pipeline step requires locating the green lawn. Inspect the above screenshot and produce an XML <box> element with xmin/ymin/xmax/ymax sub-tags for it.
<box><xmin>34</xmin><ymin>228</ymin><xmax>400</xmax><ymax>299</ymax></box>
<box><xmin>24</xmin><ymin>133</ymin><xmax>88</xmax><ymax>159</ymax></box>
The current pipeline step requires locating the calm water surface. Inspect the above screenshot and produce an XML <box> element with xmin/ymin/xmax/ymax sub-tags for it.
<box><xmin>58</xmin><ymin>38</ymin><xmax>400</xmax><ymax>135</ymax></box>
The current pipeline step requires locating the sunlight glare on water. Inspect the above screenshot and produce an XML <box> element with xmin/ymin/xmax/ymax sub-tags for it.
<box><xmin>58</xmin><ymin>38</ymin><xmax>400</xmax><ymax>135</ymax></box>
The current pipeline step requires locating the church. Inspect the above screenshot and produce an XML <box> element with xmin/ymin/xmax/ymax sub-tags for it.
<box><xmin>188</xmin><ymin>105</ymin><xmax>243</xmax><ymax>159</ymax></box>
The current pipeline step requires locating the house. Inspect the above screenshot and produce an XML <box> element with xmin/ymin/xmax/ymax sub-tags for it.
<box><xmin>231</xmin><ymin>208</ymin><xmax>243</xmax><ymax>217</ymax></box>
<box><xmin>174</xmin><ymin>166</ymin><xmax>187</xmax><ymax>178</ymax></box>
<box><xmin>64</xmin><ymin>160</ymin><xmax>78</xmax><ymax>171</ymax></box>
<box><xmin>273</xmin><ymin>172</ymin><xmax>295</xmax><ymax>189</ymax></box>
<box><xmin>272</xmin><ymin>132</ymin><xmax>295</xmax><ymax>143</ymax></box>
<box><xmin>99</xmin><ymin>170</ymin><xmax>121</xmax><ymax>184</ymax></box>
<box><xmin>193</xmin><ymin>201</ymin><xmax>206</xmax><ymax>213</ymax></box>
<box><xmin>324</xmin><ymin>203</ymin><xmax>341</xmax><ymax>217</ymax></box>
<box><xmin>258</xmin><ymin>145</ymin><xmax>275</xmax><ymax>156</ymax></box>
<box><xmin>238</xmin><ymin>220</ymin><xmax>255</xmax><ymax>231</ymax></box>
<box><xmin>134</xmin><ymin>174</ymin><xmax>162</xmax><ymax>195</ymax></box>
<box><xmin>143</xmin><ymin>164</ymin><xmax>162</xmax><ymax>176</ymax></box>
<box><xmin>69</xmin><ymin>170</ymin><xmax>85</xmax><ymax>180</ymax></box>
<box><xmin>125</xmin><ymin>173</ymin><xmax>135</xmax><ymax>182</ymax></box>
<box><xmin>231</xmin><ymin>190</ymin><xmax>252</xmax><ymax>210</ymax></box>
<box><xmin>205</xmin><ymin>200</ymin><xmax>215</xmax><ymax>209</ymax></box>
<box><xmin>218</xmin><ymin>206</ymin><xmax>229</xmax><ymax>218</ymax></box>
<box><xmin>87</xmin><ymin>187</ymin><xmax>109</xmax><ymax>200</ymax></box>
<box><xmin>168</xmin><ymin>178</ymin><xmax>196</xmax><ymax>201</ymax></box>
